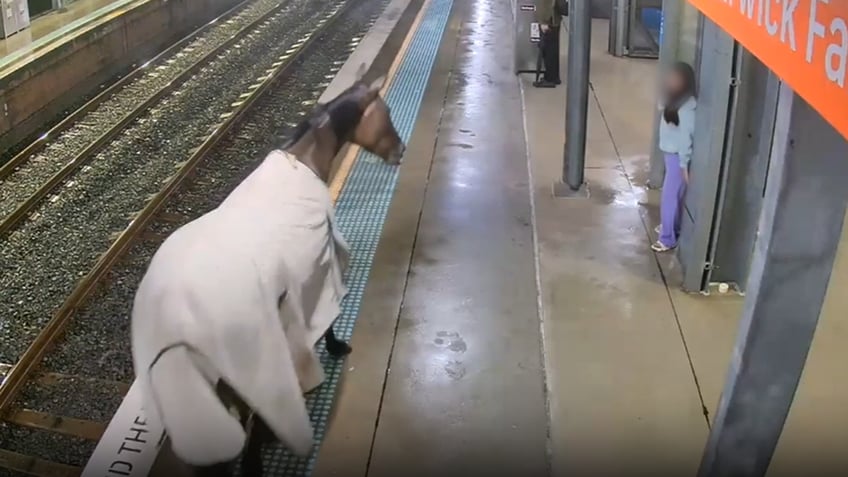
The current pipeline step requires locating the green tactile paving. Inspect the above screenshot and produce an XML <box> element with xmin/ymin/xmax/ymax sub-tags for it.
<box><xmin>258</xmin><ymin>0</ymin><xmax>454</xmax><ymax>474</ymax></box>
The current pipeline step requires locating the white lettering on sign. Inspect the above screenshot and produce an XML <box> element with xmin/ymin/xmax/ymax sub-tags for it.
<box><xmin>825</xmin><ymin>18</ymin><xmax>848</xmax><ymax>87</ymax></box>
<box><xmin>82</xmin><ymin>381</ymin><xmax>165</xmax><ymax>477</ymax></box>
<box><xmin>765</xmin><ymin>0</ymin><xmax>778</xmax><ymax>35</ymax></box>
<box><xmin>739</xmin><ymin>0</ymin><xmax>760</xmax><ymax>24</ymax></box>
<box><xmin>805</xmin><ymin>0</ymin><xmax>848</xmax><ymax>87</ymax></box>
<box><xmin>690</xmin><ymin>0</ymin><xmax>848</xmax><ymax>137</ymax></box>
<box><xmin>807</xmin><ymin>0</ymin><xmax>828</xmax><ymax>63</ymax></box>
<box><xmin>703</xmin><ymin>0</ymin><xmax>847</xmax><ymax>88</ymax></box>
<box><xmin>780</xmin><ymin>0</ymin><xmax>799</xmax><ymax>50</ymax></box>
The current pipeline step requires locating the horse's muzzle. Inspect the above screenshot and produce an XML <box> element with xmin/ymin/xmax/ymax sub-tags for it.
<box><xmin>387</xmin><ymin>143</ymin><xmax>406</xmax><ymax>165</ymax></box>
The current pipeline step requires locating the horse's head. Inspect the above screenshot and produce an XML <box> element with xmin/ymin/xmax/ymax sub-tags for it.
<box><xmin>343</xmin><ymin>64</ymin><xmax>405</xmax><ymax>165</ymax></box>
<box><xmin>282</xmin><ymin>64</ymin><xmax>405</xmax><ymax>180</ymax></box>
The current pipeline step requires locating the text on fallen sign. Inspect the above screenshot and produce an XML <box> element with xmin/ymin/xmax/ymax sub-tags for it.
<box><xmin>105</xmin><ymin>414</ymin><xmax>155</xmax><ymax>476</ymax></box>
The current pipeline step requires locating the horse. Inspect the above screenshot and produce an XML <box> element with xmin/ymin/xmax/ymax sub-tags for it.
<box><xmin>131</xmin><ymin>63</ymin><xmax>404</xmax><ymax>477</ymax></box>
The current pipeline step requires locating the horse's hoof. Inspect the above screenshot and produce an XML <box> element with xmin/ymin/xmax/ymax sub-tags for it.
<box><xmin>326</xmin><ymin>340</ymin><xmax>352</xmax><ymax>358</ymax></box>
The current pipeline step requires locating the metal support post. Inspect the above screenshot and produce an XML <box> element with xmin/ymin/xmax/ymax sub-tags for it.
<box><xmin>554</xmin><ymin>0</ymin><xmax>591</xmax><ymax>197</ymax></box>
<box><xmin>697</xmin><ymin>84</ymin><xmax>848</xmax><ymax>476</ymax></box>
<box><xmin>607</xmin><ymin>0</ymin><xmax>627</xmax><ymax>56</ymax></box>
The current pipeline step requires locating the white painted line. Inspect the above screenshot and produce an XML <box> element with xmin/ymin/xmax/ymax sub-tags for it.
<box><xmin>518</xmin><ymin>76</ymin><xmax>555</xmax><ymax>475</ymax></box>
<box><xmin>81</xmin><ymin>0</ymin><xmax>418</xmax><ymax>474</ymax></box>
<box><xmin>318</xmin><ymin>0</ymin><xmax>413</xmax><ymax>102</ymax></box>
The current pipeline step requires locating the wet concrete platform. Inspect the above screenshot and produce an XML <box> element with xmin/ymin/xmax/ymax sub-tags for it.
<box><xmin>524</xmin><ymin>22</ymin><xmax>707</xmax><ymax>476</ymax></box>
<box><xmin>313</xmin><ymin>0</ymin><xmax>548</xmax><ymax>475</ymax></box>
<box><xmin>524</xmin><ymin>20</ymin><xmax>848</xmax><ymax>477</ymax></box>
<box><xmin>312</xmin><ymin>3</ymin><xmax>848</xmax><ymax>476</ymax></box>
<box><xmin>523</xmin><ymin>21</ymin><xmax>848</xmax><ymax>476</ymax></box>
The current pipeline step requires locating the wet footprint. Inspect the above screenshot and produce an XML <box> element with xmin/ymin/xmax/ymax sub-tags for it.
<box><xmin>433</xmin><ymin>330</ymin><xmax>467</xmax><ymax>353</ymax></box>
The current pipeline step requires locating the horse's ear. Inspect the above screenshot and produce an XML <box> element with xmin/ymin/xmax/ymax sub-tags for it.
<box><xmin>355</xmin><ymin>62</ymin><xmax>368</xmax><ymax>81</ymax></box>
<box><xmin>368</xmin><ymin>75</ymin><xmax>386</xmax><ymax>94</ymax></box>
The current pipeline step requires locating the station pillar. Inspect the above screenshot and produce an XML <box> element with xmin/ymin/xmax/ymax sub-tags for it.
<box><xmin>697</xmin><ymin>84</ymin><xmax>848</xmax><ymax>476</ymax></box>
<box><xmin>554</xmin><ymin>0</ymin><xmax>590</xmax><ymax>196</ymax></box>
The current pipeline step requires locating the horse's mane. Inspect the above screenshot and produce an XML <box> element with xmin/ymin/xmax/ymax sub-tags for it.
<box><xmin>279</xmin><ymin>83</ymin><xmax>366</xmax><ymax>150</ymax></box>
<box><xmin>279</xmin><ymin>113</ymin><xmax>318</xmax><ymax>149</ymax></box>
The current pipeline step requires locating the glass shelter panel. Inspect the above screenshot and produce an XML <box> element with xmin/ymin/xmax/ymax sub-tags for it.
<box><xmin>677</xmin><ymin>0</ymin><xmax>700</xmax><ymax>65</ymax></box>
<box><xmin>625</xmin><ymin>0</ymin><xmax>661</xmax><ymax>58</ymax></box>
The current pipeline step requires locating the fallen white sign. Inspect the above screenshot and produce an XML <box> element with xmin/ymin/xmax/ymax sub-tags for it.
<box><xmin>82</xmin><ymin>381</ymin><xmax>165</xmax><ymax>477</ymax></box>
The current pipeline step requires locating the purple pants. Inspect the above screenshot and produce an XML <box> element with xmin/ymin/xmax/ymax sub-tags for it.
<box><xmin>659</xmin><ymin>153</ymin><xmax>687</xmax><ymax>248</ymax></box>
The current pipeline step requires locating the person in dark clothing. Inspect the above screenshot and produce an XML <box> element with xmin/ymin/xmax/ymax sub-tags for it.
<box><xmin>534</xmin><ymin>0</ymin><xmax>561</xmax><ymax>88</ymax></box>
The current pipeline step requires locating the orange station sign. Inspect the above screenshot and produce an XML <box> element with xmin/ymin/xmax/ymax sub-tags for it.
<box><xmin>687</xmin><ymin>0</ymin><xmax>848</xmax><ymax>140</ymax></box>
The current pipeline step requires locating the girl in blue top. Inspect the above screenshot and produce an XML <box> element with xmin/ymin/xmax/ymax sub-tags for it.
<box><xmin>652</xmin><ymin>61</ymin><xmax>697</xmax><ymax>253</ymax></box>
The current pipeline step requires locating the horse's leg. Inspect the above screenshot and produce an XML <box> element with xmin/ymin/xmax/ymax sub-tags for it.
<box><xmin>242</xmin><ymin>414</ymin><xmax>276</xmax><ymax>477</ymax></box>
<box><xmin>212</xmin><ymin>381</ymin><xmax>258</xmax><ymax>477</ymax></box>
<box><xmin>281</xmin><ymin>290</ymin><xmax>350</xmax><ymax>357</ymax></box>
<box><xmin>324</xmin><ymin>326</ymin><xmax>352</xmax><ymax>357</ymax></box>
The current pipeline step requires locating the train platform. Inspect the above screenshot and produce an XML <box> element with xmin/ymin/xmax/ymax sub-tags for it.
<box><xmin>3</xmin><ymin>0</ymin><xmax>846</xmax><ymax>473</ymax></box>
<box><xmin>306</xmin><ymin>2</ymin><xmax>848</xmax><ymax>476</ymax></box>
<box><xmin>519</xmin><ymin>16</ymin><xmax>848</xmax><ymax>477</ymax></box>
<box><xmin>0</xmin><ymin>0</ymin><xmax>132</xmax><ymax>67</ymax></box>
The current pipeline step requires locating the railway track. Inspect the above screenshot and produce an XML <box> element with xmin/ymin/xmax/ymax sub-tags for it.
<box><xmin>0</xmin><ymin>0</ymin><xmax>331</xmax><ymax>365</ymax></box>
<box><xmin>0</xmin><ymin>0</ymin><xmax>390</xmax><ymax>473</ymax></box>
<box><xmin>0</xmin><ymin>0</ymin><xmax>308</xmax><ymax>237</ymax></box>
<box><xmin>0</xmin><ymin>0</ymin><xmax>299</xmax><ymax>235</ymax></box>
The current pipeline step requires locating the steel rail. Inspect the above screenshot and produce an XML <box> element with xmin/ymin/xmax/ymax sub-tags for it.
<box><xmin>0</xmin><ymin>0</ymin><xmax>354</xmax><ymax>414</ymax></box>
<box><xmin>0</xmin><ymin>0</ymin><xmax>294</xmax><ymax>238</ymax></box>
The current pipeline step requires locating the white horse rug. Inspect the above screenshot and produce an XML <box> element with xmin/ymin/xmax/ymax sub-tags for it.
<box><xmin>131</xmin><ymin>149</ymin><xmax>349</xmax><ymax>466</ymax></box>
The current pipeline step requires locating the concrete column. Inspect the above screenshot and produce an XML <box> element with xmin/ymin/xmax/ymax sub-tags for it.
<box><xmin>555</xmin><ymin>0</ymin><xmax>591</xmax><ymax>196</ymax></box>
<box><xmin>697</xmin><ymin>84</ymin><xmax>848</xmax><ymax>476</ymax></box>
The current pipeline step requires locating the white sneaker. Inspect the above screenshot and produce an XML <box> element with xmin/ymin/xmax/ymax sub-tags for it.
<box><xmin>651</xmin><ymin>241</ymin><xmax>675</xmax><ymax>253</ymax></box>
<box><xmin>654</xmin><ymin>225</ymin><xmax>662</xmax><ymax>234</ymax></box>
